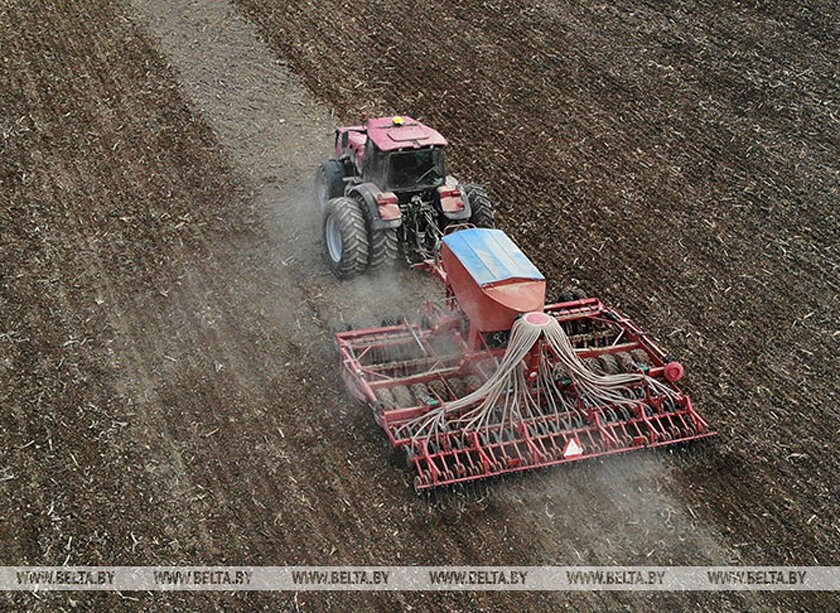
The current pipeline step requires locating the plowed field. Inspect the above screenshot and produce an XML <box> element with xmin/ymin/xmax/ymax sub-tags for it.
<box><xmin>2</xmin><ymin>0</ymin><xmax>838</xmax><ymax>610</ymax></box>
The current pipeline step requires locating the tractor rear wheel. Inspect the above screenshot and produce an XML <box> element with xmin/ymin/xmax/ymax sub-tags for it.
<box><xmin>357</xmin><ymin>196</ymin><xmax>400</xmax><ymax>272</ymax></box>
<box><xmin>368</xmin><ymin>226</ymin><xmax>400</xmax><ymax>272</ymax></box>
<box><xmin>316</xmin><ymin>160</ymin><xmax>346</xmax><ymax>209</ymax></box>
<box><xmin>322</xmin><ymin>197</ymin><xmax>369</xmax><ymax>279</ymax></box>
<box><xmin>463</xmin><ymin>184</ymin><xmax>495</xmax><ymax>228</ymax></box>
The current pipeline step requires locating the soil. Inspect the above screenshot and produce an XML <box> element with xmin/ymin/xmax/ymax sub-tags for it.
<box><xmin>1</xmin><ymin>0</ymin><xmax>838</xmax><ymax>610</ymax></box>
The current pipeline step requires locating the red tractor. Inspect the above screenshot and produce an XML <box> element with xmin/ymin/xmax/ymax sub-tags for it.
<box><xmin>316</xmin><ymin>115</ymin><xmax>495</xmax><ymax>278</ymax></box>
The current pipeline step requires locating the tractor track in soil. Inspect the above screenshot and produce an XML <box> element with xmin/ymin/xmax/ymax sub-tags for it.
<box><xmin>1</xmin><ymin>0</ymin><xmax>838</xmax><ymax>610</ymax></box>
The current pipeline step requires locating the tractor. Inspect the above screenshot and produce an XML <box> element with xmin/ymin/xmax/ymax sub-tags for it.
<box><xmin>316</xmin><ymin>115</ymin><xmax>495</xmax><ymax>278</ymax></box>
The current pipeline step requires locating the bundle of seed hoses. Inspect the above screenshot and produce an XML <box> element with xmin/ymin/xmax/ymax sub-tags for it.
<box><xmin>406</xmin><ymin>313</ymin><xmax>679</xmax><ymax>443</ymax></box>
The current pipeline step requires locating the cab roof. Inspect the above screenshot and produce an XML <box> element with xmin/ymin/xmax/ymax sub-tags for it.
<box><xmin>365</xmin><ymin>116</ymin><xmax>447</xmax><ymax>152</ymax></box>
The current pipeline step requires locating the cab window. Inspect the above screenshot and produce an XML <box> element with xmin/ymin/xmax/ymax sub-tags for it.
<box><xmin>387</xmin><ymin>148</ymin><xmax>445</xmax><ymax>190</ymax></box>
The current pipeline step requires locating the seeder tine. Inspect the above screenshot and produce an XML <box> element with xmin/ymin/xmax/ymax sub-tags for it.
<box><xmin>401</xmin><ymin>391</ymin><xmax>717</xmax><ymax>491</ymax></box>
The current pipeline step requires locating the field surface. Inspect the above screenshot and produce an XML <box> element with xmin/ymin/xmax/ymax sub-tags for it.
<box><xmin>1</xmin><ymin>0</ymin><xmax>838</xmax><ymax>610</ymax></box>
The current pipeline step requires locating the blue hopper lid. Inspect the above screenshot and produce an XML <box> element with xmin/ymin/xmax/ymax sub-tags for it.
<box><xmin>442</xmin><ymin>228</ymin><xmax>544</xmax><ymax>286</ymax></box>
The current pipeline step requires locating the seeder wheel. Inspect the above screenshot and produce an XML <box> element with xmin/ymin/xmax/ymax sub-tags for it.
<box><xmin>428</xmin><ymin>379</ymin><xmax>448</xmax><ymax>400</ymax></box>
<box><xmin>598</xmin><ymin>353</ymin><xmax>621</xmax><ymax>375</ymax></box>
<box><xmin>380</xmin><ymin>315</ymin><xmax>404</xmax><ymax>327</ymax></box>
<box><xmin>556</xmin><ymin>288</ymin><xmax>587</xmax><ymax>303</ymax></box>
<box><xmin>631</xmin><ymin>348</ymin><xmax>652</xmax><ymax>367</ymax></box>
<box><xmin>376</xmin><ymin>388</ymin><xmax>397</xmax><ymax>409</ymax></box>
<box><xmin>410</xmin><ymin>383</ymin><xmax>429</xmax><ymax>404</ymax></box>
<box><xmin>391</xmin><ymin>385</ymin><xmax>414</xmax><ymax>408</ymax></box>
<box><xmin>448</xmin><ymin>377</ymin><xmax>467</xmax><ymax>398</ymax></box>
<box><xmin>614</xmin><ymin>351</ymin><xmax>634</xmax><ymax>372</ymax></box>
<box><xmin>584</xmin><ymin>357</ymin><xmax>605</xmax><ymax>375</ymax></box>
<box><xmin>464</xmin><ymin>375</ymin><xmax>483</xmax><ymax>392</ymax></box>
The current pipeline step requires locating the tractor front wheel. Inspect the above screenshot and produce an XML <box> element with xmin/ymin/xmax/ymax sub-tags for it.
<box><xmin>464</xmin><ymin>184</ymin><xmax>495</xmax><ymax>228</ymax></box>
<box><xmin>323</xmin><ymin>197</ymin><xmax>369</xmax><ymax>279</ymax></box>
<box><xmin>316</xmin><ymin>159</ymin><xmax>345</xmax><ymax>209</ymax></box>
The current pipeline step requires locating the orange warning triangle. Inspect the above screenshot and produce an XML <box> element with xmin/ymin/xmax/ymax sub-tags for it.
<box><xmin>562</xmin><ymin>438</ymin><xmax>583</xmax><ymax>458</ymax></box>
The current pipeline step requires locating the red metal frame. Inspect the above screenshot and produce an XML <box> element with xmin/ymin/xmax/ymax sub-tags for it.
<box><xmin>336</xmin><ymin>290</ymin><xmax>716</xmax><ymax>491</ymax></box>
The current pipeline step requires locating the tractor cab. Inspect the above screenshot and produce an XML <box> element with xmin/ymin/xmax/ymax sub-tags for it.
<box><xmin>364</xmin><ymin>142</ymin><xmax>446</xmax><ymax>192</ymax></box>
<box><xmin>337</xmin><ymin>116</ymin><xmax>449</xmax><ymax>194</ymax></box>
